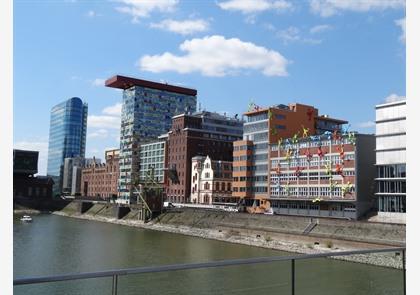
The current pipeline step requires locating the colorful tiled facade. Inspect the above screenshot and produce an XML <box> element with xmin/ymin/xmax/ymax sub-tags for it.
<box><xmin>232</xmin><ymin>103</ymin><xmax>347</xmax><ymax>203</ymax></box>
<box><xmin>267</xmin><ymin>132</ymin><xmax>375</xmax><ymax>219</ymax></box>
<box><xmin>105</xmin><ymin>75</ymin><xmax>197</xmax><ymax>203</ymax></box>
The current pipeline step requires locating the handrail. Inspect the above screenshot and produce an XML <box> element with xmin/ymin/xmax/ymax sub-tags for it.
<box><xmin>14</xmin><ymin>247</ymin><xmax>405</xmax><ymax>286</ymax></box>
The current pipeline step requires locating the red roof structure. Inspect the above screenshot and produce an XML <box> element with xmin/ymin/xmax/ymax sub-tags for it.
<box><xmin>105</xmin><ymin>75</ymin><xmax>197</xmax><ymax>96</ymax></box>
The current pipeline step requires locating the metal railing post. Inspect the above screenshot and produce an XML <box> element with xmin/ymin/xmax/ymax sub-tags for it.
<box><xmin>112</xmin><ymin>275</ymin><xmax>118</xmax><ymax>295</ymax></box>
<box><xmin>291</xmin><ymin>259</ymin><xmax>295</xmax><ymax>295</ymax></box>
<box><xmin>13</xmin><ymin>247</ymin><xmax>406</xmax><ymax>294</ymax></box>
<box><xmin>402</xmin><ymin>250</ymin><xmax>406</xmax><ymax>295</ymax></box>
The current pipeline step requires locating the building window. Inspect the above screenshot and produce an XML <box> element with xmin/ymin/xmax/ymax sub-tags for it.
<box><xmin>379</xmin><ymin>195</ymin><xmax>405</xmax><ymax>213</ymax></box>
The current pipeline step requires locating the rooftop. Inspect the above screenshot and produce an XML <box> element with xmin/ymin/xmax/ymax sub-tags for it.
<box><xmin>316</xmin><ymin>115</ymin><xmax>348</xmax><ymax>124</ymax></box>
<box><xmin>172</xmin><ymin>110</ymin><xmax>243</xmax><ymax>122</ymax></box>
<box><xmin>105</xmin><ymin>75</ymin><xmax>197</xmax><ymax>96</ymax></box>
<box><xmin>375</xmin><ymin>99</ymin><xmax>406</xmax><ymax>109</ymax></box>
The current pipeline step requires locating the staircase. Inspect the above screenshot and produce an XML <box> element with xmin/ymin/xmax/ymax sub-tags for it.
<box><xmin>303</xmin><ymin>218</ymin><xmax>318</xmax><ymax>235</ymax></box>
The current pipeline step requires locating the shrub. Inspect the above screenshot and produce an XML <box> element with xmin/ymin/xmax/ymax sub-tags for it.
<box><xmin>265</xmin><ymin>236</ymin><xmax>272</xmax><ymax>242</ymax></box>
<box><xmin>326</xmin><ymin>240</ymin><xmax>333</xmax><ymax>248</ymax></box>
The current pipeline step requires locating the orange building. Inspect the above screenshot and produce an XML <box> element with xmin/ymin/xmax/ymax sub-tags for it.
<box><xmin>232</xmin><ymin>103</ymin><xmax>347</xmax><ymax>211</ymax></box>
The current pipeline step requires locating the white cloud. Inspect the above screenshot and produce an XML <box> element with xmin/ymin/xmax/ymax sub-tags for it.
<box><xmin>277</xmin><ymin>27</ymin><xmax>322</xmax><ymax>45</ymax></box>
<box><xmin>395</xmin><ymin>18</ymin><xmax>405</xmax><ymax>43</ymax></box>
<box><xmin>87</xmin><ymin>129</ymin><xmax>110</xmax><ymax>139</ymax></box>
<box><xmin>262</xmin><ymin>23</ymin><xmax>276</xmax><ymax>31</ymax></box>
<box><xmin>357</xmin><ymin>121</ymin><xmax>375</xmax><ymax>128</ymax></box>
<box><xmin>139</xmin><ymin>35</ymin><xmax>289</xmax><ymax>77</ymax></box>
<box><xmin>244</xmin><ymin>15</ymin><xmax>257</xmax><ymax>24</ymax></box>
<box><xmin>102</xmin><ymin>102</ymin><xmax>122</xmax><ymax>116</ymax></box>
<box><xmin>88</xmin><ymin>115</ymin><xmax>121</xmax><ymax>129</ymax></box>
<box><xmin>310</xmin><ymin>0</ymin><xmax>405</xmax><ymax>17</ymax></box>
<box><xmin>150</xmin><ymin>19</ymin><xmax>209</xmax><ymax>35</ymax></box>
<box><xmin>310</xmin><ymin>24</ymin><xmax>332</xmax><ymax>34</ymax></box>
<box><xmin>86</xmin><ymin>10</ymin><xmax>97</xmax><ymax>17</ymax></box>
<box><xmin>384</xmin><ymin>93</ymin><xmax>405</xmax><ymax>103</ymax></box>
<box><xmin>14</xmin><ymin>140</ymin><xmax>49</xmax><ymax>175</ymax></box>
<box><xmin>217</xmin><ymin>0</ymin><xmax>292</xmax><ymax>14</ymax></box>
<box><xmin>87</xmin><ymin>101</ymin><xmax>122</xmax><ymax>146</ymax></box>
<box><xmin>115</xmin><ymin>0</ymin><xmax>178</xmax><ymax>23</ymax></box>
<box><xmin>92</xmin><ymin>78</ymin><xmax>106</xmax><ymax>87</ymax></box>
<box><xmin>277</xmin><ymin>26</ymin><xmax>301</xmax><ymax>43</ymax></box>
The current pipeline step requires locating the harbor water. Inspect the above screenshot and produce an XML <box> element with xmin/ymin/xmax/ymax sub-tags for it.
<box><xmin>14</xmin><ymin>214</ymin><xmax>403</xmax><ymax>295</ymax></box>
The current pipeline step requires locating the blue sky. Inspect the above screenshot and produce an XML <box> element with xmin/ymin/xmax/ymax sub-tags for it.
<box><xmin>13</xmin><ymin>0</ymin><xmax>406</xmax><ymax>175</ymax></box>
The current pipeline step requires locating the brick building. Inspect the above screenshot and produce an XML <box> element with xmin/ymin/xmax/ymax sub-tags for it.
<box><xmin>166</xmin><ymin>111</ymin><xmax>243</xmax><ymax>203</ymax></box>
<box><xmin>81</xmin><ymin>149</ymin><xmax>119</xmax><ymax>199</ymax></box>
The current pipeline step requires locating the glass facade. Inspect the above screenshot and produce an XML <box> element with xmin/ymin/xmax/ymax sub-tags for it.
<box><xmin>242</xmin><ymin>112</ymin><xmax>270</xmax><ymax>195</ymax></box>
<box><xmin>119</xmin><ymin>85</ymin><xmax>196</xmax><ymax>202</ymax></box>
<box><xmin>139</xmin><ymin>141</ymin><xmax>165</xmax><ymax>183</ymax></box>
<box><xmin>375</xmin><ymin>100</ymin><xmax>406</xmax><ymax>214</ymax></box>
<box><xmin>47</xmin><ymin>97</ymin><xmax>88</xmax><ymax>195</ymax></box>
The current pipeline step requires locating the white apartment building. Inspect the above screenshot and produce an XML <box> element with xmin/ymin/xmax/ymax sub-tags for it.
<box><xmin>375</xmin><ymin>99</ymin><xmax>406</xmax><ymax>223</ymax></box>
<box><xmin>190</xmin><ymin>156</ymin><xmax>233</xmax><ymax>204</ymax></box>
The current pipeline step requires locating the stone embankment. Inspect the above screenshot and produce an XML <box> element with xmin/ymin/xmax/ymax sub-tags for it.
<box><xmin>52</xmin><ymin>202</ymin><xmax>405</xmax><ymax>269</ymax></box>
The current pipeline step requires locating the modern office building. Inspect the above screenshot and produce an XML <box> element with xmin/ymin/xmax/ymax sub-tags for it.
<box><xmin>105</xmin><ymin>75</ymin><xmax>197</xmax><ymax>203</ymax></box>
<box><xmin>139</xmin><ymin>140</ymin><xmax>167</xmax><ymax>184</ymax></box>
<box><xmin>13</xmin><ymin>149</ymin><xmax>54</xmax><ymax>199</ymax></box>
<box><xmin>232</xmin><ymin>103</ymin><xmax>347</xmax><ymax>205</ymax></box>
<box><xmin>375</xmin><ymin>99</ymin><xmax>406</xmax><ymax>223</ymax></box>
<box><xmin>81</xmin><ymin>149</ymin><xmax>120</xmax><ymax>199</ymax></box>
<box><xmin>46</xmin><ymin>97</ymin><xmax>88</xmax><ymax>196</ymax></box>
<box><xmin>190</xmin><ymin>156</ymin><xmax>233</xmax><ymax>204</ymax></box>
<box><xmin>268</xmin><ymin>133</ymin><xmax>375</xmax><ymax>220</ymax></box>
<box><xmin>166</xmin><ymin>111</ymin><xmax>243</xmax><ymax>203</ymax></box>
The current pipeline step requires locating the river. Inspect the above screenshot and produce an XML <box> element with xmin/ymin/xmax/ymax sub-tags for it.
<box><xmin>14</xmin><ymin>214</ymin><xmax>403</xmax><ymax>295</ymax></box>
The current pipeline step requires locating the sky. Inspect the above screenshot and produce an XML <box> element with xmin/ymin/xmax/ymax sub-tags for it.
<box><xmin>13</xmin><ymin>0</ymin><xmax>406</xmax><ymax>176</ymax></box>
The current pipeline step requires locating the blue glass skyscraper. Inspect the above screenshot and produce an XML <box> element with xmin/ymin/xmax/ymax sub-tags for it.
<box><xmin>46</xmin><ymin>97</ymin><xmax>88</xmax><ymax>196</ymax></box>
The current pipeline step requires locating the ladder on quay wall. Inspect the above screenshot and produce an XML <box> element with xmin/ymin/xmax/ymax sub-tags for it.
<box><xmin>303</xmin><ymin>218</ymin><xmax>318</xmax><ymax>235</ymax></box>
